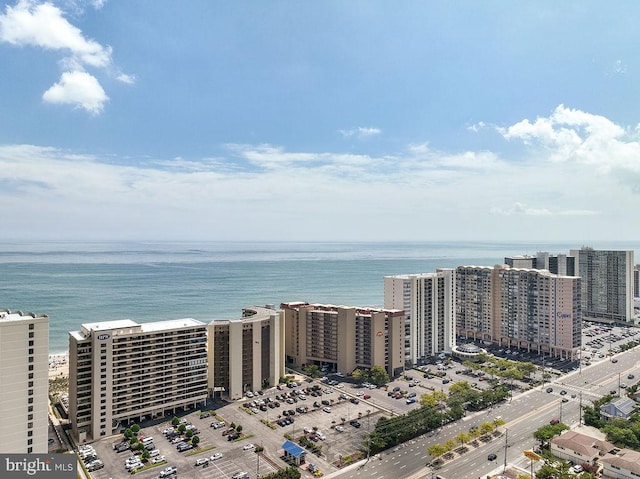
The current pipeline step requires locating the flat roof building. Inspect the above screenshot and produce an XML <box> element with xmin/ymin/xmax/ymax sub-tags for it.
<box><xmin>282</xmin><ymin>302</ymin><xmax>404</xmax><ymax>378</ymax></box>
<box><xmin>207</xmin><ymin>306</ymin><xmax>285</xmax><ymax>401</ymax></box>
<box><xmin>384</xmin><ymin>269</ymin><xmax>455</xmax><ymax>366</ymax></box>
<box><xmin>69</xmin><ymin>318</ymin><xmax>208</xmax><ymax>442</ymax></box>
<box><xmin>0</xmin><ymin>309</ymin><xmax>49</xmax><ymax>453</ymax></box>
<box><xmin>570</xmin><ymin>247</ymin><xmax>634</xmax><ymax>323</ymax></box>
<box><xmin>456</xmin><ymin>265</ymin><xmax>581</xmax><ymax>359</ymax></box>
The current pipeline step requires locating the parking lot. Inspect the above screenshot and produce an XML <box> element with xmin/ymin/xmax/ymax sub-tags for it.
<box><xmin>78</xmin><ymin>322</ymin><xmax>639</xmax><ymax>479</ymax></box>
<box><xmin>82</xmin><ymin>377</ymin><xmax>399</xmax><ymax>479</ymax></box>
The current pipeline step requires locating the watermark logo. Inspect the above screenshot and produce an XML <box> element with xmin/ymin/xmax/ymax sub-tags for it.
<box><xmin>1</xmin><ymin>455</ymin><xmax>75</xmax><ymax>478</ymax></box>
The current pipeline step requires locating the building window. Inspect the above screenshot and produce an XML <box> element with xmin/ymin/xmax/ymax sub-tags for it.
<box><xmin>28</xmin><ymin>406</ymin><xmax>33</xmax><ymax>413</ymax></box>
<box><xmin>29</xmin><ymin>324</ymin><xmax>34</xmax><ymax>330</ymax></box>
<box><xmin>27</xmin><ymin>447</ymin><xmax>32</xmax><ymax>453</ymax></box>
<box><xmin>28</xmin><ymin>373</ymin><xmax>33</xmax><ymax>379</ymax></box>
<box><xmin>28</xmin><ymin>348</ymin><xmax>34</xmax><ymax>355</ymax></box>
<box><xmin>27</xmin><ymin>431</ymin><xmax>32</xmax><ymax>437</ymax></box>
<box><xmin>28</xmin><ymin>381</ymin><xmax>33</xmax><ymax>387</ymax></box>
<box><xmin>28</xmin><ymin>340</ymin><xmax>34</xmax><ymax>347</ymax></box>
<box><xmin>28</xmin><ymin>398</ymin><xmax>33</xmax><ymax>404</ymax></box>
<box><xmin>29</xmin><ymin>332</ymin><xmax>34</xmax><ymax>338</ymax></box>
<box><xmin>28</xmin><ymin>364</ymin><xmax>34</xmax><ymax>371</ymax></box>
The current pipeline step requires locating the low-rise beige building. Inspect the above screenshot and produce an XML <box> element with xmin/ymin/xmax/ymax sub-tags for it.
<box><xmin>69</xmin><ymin>318</ymin><xmax>208</xmax><ymax>442</ymax></box>
<box><xmin>601</xmin><ymin>449</ymin><xmax>640</xmax><ymax>479</ymax></box>
<box><xmin>282</xmin><ymin>302</ymin><xmax>404</xmax><ymax>378</ymax></box>
<box><xmin>550</xmin><ymin>430</ymin><xmax>615</xmax><ymax>466</ymax></box>
<box><xmin>0</xmin><ymin>309</ymin><xmax>49</xmax><ymax>453</ymax></box>
<box><xmin>207</xmin><ymin>306</ymin><xmax>285</xmax><ymax>401</ymax></box>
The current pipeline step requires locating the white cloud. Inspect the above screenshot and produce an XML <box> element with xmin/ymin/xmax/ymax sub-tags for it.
<box><xmin>116</xmin><ymin>73</ymin><xmax>136</xmax><ymax>84</ymax></box>
<box><xmin>0</xmin><ymin>0</ymin><xmax>111</xmax><ymax>67</ymax></box>
<box><xmin>499</xmin><ymin>104</ymin><xmax>640</xmax><ymax>185</ymax></box>
<box><xmin>0</xmin><ymin>0</ymin><xmax>132</xmax><ymax>113</ymax></box>
<box><xmin>42</xmin><ymin>70</ymin><xmax>108</xmax><ymax>114</ymax></box>
<box><xmin>339</xmin><ymin>126</ymin><xmax>381</xmax><ymax>139</ymax></box>
<box><xmin>491</xmin><ymin>203</ymin><xmax>599</xmax><ymax>217</ymax></box>
<box><xmin>0</xmin><ymin>104</ymin><xmax>639</xmax><ymax>242</ymax></box>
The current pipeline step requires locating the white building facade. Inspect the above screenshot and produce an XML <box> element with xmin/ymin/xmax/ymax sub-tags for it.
<box><xmin>69</xmin><ymin>318</ymin><xmax>208</xmax><ymax>442</ymax></box>
<box><xmin>0</xmin><ymin>309</ymin><xmax>49</xmax><ymax>453</ymax></box>
<box><xmin>384</xmin><ymin>269</ymin><xmax>455</xmax><ymax>365</ymax></box>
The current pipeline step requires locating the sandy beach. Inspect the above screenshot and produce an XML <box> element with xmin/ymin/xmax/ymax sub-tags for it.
<box><xmin>49</xmin><ymin>353</ymin><xmax>69</xmax><ymax>379</ymax></box>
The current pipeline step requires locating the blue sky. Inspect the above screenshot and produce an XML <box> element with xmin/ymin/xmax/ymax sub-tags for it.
<box><xmin>1</xmin><ymin>0</ymin><xmax>640</xmax><ymax>242</ymax></box>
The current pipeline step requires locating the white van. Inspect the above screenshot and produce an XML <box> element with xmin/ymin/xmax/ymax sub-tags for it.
<box><xmin>142</xmin><ymin>436</ymin><xmax>154</xmax><ymax>444</ymax></box>
<box><xmin>149</xmin><ymin>449</ymin><xmax>161</xmax><ymax>458</ymax></box>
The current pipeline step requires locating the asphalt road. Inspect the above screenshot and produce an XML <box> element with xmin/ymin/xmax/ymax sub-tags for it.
<box><xmin>330</xmin><ymin>346</ymin><xmax>640</xmax><ymax>479</ymax></box>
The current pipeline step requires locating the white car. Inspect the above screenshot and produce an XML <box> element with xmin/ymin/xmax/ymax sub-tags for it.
<box><xmin>210</xmin><ymin>453</ymin><xmax>223</xmax><ymax>461</ymax></box>
<box><xmin>194</xmin><ymin>458</ymin><xmax>209</xmax><ymax>466</ymax></box>
<box><xmin>323</xmin><ymin>407</ymin><xmax>332</xmax><ymax>413</ymax></box>
<box><xmin>242</xmin><ymin>443</ymin><xmax>255</xmax><ymax>451</ymax></box>
<box><xmin>151</xmin><ymin>456</ymin><xmax>166</xmax><ymax>464</ymax></box>
<box><xmin>335</xmin><ymin>425</ymin><xmax>344</xmax><ymax>432</ymax></box>
<box><xmin>159</xmin><ymin>466</ymin><xmax>177</xmax><ymax>477</ymax></box>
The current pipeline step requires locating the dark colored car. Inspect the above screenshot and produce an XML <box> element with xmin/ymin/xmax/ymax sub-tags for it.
<box><xmin>488</xmin><ymin>453</ymin><xmax>497</xmax><ymax>461</ymax></box>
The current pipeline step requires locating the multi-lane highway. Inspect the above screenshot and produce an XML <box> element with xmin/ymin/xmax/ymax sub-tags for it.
<box><xmin>329</xmin><ymin>346</ymin><xmax>640</xmax><ymax>479</ymax></box>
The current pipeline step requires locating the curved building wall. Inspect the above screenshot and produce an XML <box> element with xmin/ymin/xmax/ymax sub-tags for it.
<box><xmin>207</xmin><ymin>306</ymin><xmax>284</xmax><ymax>400</ymax></box>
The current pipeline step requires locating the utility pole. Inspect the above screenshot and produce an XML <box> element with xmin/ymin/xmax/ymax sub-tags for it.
<box><xmin>579</xmin><ymin>391</ymin><xmax>583</xmax><ymax>426</ymax></box>
<box><xmin>503</xmin><ymin>428</ymin><xmax>509</xmax><ymax>473</ymax></box>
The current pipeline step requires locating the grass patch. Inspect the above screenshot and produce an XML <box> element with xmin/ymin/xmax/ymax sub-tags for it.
<box><xmin>260</xmin><ymin>418</ymin><xmax>277</xmax><ymax>430</ymax></box>
<box><xmin>185</xmin><ymin>445</ymin><xmax>215</xmax><ymax>457</ymax></box>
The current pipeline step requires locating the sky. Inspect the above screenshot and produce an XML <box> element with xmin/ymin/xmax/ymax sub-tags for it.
<box><xmin>1</xmin><ymin>0</ymin><xmax>640</xmax><ymax>242</ymax></box>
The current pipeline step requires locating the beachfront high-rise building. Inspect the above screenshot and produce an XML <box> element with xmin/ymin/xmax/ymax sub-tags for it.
<box><xmin>282</xmin><ymin>302</ymin><xmax>404</xmax><ymax>378</ymax></box>
<box><xmin>69</xmin><ymin>318</ymin><xmax>208</xmax><ymax>442</ymax></box>
<box><xmin>570</xmin><ymin>247</ymin><xmax>634</xmax><ymax>323</ymax></box>
<box><xmin>456</xmin><ymin>266</ymin><xmax>581</xmax><ymax>359</ymax></box>
<box><xmin>384</xmin><ymin>269</ymin><xmax>455</xmax><ymax>366</ymax></box>
<box><xmin>207</xmin><ymin>306</ymin><xmax>285</xmax><ymax>401</ymax></box>
<box><xmin>455</xmin><ymin>266</ymin><xmax>497</xmax><ymax>341</ymax></box>
<box><xmin>505</xmin><ymin>253</ymin><xmax>575</xmax><ymax>276</ymax></box>
<box><xmin>0</xmin><ymin>309</ymin><xmax>49</xmax><ymax>453</ymax></box>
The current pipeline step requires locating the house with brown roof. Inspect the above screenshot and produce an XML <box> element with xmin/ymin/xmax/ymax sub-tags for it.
<box><xmin>550</xmin><ymin>430</ymin><xmax>616</xmax><ymax>465</ymax></box>
<box><xmin>600</xmin><ymin>448</ymin><xmax>640</xmax><ymax>479</ymax></box>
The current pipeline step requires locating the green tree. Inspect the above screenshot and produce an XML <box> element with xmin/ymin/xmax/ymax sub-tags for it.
<box><xmin>236</xmin><ymin>424</ymin><xmax>243</xmax><ymax>433</ymax></box>
<box><xmin>455</xmin><ymin>432</ymin><xmax>470</xmax><ymax>445</ymax></box>
<box><xmin>171</xmin><ymin>417</ymin><xmax>180</xmax><ymax>427</ymax></box>
<box><xmin>533</xmin><ymin>423</ymin><xmax>569</xmax><ymax>448</ymax></box>
<box><xmin>124</xmin><ymin>428</ymin><xmax>133</xmax><ymax>438</ymax></box>
<box><xmin>369</xmin><ymin>365</ymin><xmax>390</xmax><ymax>386</ymax></box>
<box><xmin>185</xmin><ymin>430</ymin><xmax>194</xmax><ymax>439</ymax></box>
<box><xmin>479</xmin><ymin>422</ymin><xmax>495</xmax><ymax>435</ymax></box>
<box><xmin>427</xmin><ymin>444</ymin><xmax>448</xmax><ymax>457</ymax></box>
<box><xmin>141</xmin><ymin>450</ymin><xmax>150</xmax><ymax>461</ymax></box>
<box><xmin>303</xmin><ymin>364</ymin><xmax>321</xmax><ymax>378</ymax></box>
<box><xmin>178</xmin><ymin>424</ymin><xmax>186</xmax><ymax>434</ymax></box>
<box><xmin>131</xmin><ymin>424</ymin><xmax>141</xmax><ymax>433</ymax></box>
<box><xmin>351</xmin><ymin>368</ymin><xmax>366</xmax><ymax>384</ymax></box>
<box><xmin>191</xmin><ymin>435</ymin><xmax>200</xmax><ymax>447</ymax></box>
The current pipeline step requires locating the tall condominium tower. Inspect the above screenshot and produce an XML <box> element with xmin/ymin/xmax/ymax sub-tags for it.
<box><xmin>69</xmin><ymin>318</ymin><xmax>208</xmax><ymax>442</ymax></box>
<box><xmin>282</xmin><ymin>302</ymin><xmax>404</xmax><ymax>378</ymax></box>
<box><xmin>570</xmin><ymin>247</ymin><xmax>634</xmax><ymax>323</ymax></box>
<box><xmin>207</xmin><ymin>306</ymin><xmax>285</xmax><ymax>401</ymax></box>
<box><xmin>504</xmin><ymin>252</ymin><xmax>575</xmax><ymax>276</ymax></box>
<box><xmin>0</xmin><ymin>309</ymin><xmax>49</xmax><ymax>453</ymax></box>
<box><xmin>456</xmin><ymin>266</ymin><xmax>581</xmax><ymax>360</ymax></box>
<box><xmin>384</xmin><ymin>269</ymin><xmax>455</xmax><ymax>366</ymax></box>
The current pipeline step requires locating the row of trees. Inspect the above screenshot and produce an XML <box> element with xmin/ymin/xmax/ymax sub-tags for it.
<box><xmin>426</xmin><ymin>418</ymin><xmax>505</xmax><ymax>458</ymax></box>
<box><xmin>261</xmin><ymin>466</ymin><xmax>301</xmax><ymax>479</ymax></box>
<box><xmin>463</xmin><ymin>352</ymin><xmax>537</xmax><ymax>382</ymax></box>
<box><xmin>300</xmin><ymin>364</ymin><xmax>391</xmax><ymax>386</ymax></box>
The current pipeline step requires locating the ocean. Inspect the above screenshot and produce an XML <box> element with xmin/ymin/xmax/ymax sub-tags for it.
<box><xmin>1</xmin><ymin>240</ymin><xmax>638</xmax><ymax>354</ymax></box>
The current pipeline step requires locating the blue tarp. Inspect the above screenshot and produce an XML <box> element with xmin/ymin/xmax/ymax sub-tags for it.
<box><xmin>282</xmin><ymin>440</ymin><xmax>305</xmax><ymax>458</ymax></box>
